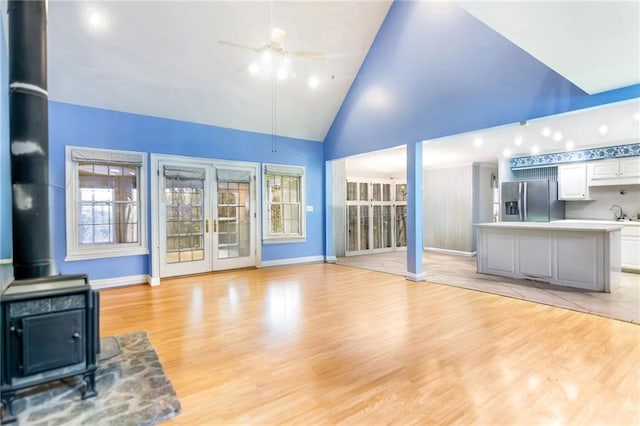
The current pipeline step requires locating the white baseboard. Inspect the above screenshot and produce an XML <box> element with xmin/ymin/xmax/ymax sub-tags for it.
<box><xmin>260</xmin><ymin>255</ymin><xmax>325</xmax><ymax>268</ymax></box>
<box><xmin>406</xmin><ymin>272</ymin><xmax>427</xmax><ymax>282</ymax></box>
<box><xmin>0</xmin><ymin>258</ymin><xmax>13</xmax><ymax>265</ymax></box>
<box><xmin>325</xmin><ymin>255</ymin><xmax>337</xmax><ymax>263</ymax></box>
<box><xmin>90</xmin><ymin>274</ymin><xmax>150</xmax><ymax>290</ymax></box>
<box><xmin>148</xmin><ymin>275</ymin><xmax>160</xmax><ymax>286</ymax></box>
<box><xmin>424</xmin><ymin>247</ymin><xmax>477</xmax><ymax>257</ymax></box>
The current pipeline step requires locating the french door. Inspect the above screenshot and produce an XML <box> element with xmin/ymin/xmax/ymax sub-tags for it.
<box><xmin>157</xmin><ymin>158</ymin><xmax>258</xmax><ymax>278</ymax></box>
<box><xmin>346</xmin><ymin>179</ymin><xmax>407</xmax><ymax>255</ymax></box>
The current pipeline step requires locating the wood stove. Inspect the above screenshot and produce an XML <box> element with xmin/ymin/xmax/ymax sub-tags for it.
<box><xmin>1</xmin><ymin>275</ymin><xmax>99</xmax><ymax>422</ymax></box>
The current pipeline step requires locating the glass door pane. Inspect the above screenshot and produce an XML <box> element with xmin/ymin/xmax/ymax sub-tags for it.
<box><xmin>359</xmin><ymin>205</ymin><xmax>369</xmax><ymax>250</ymax></box>
<box><xmin>159</xmin><ymin>163</ymin><xmax>211</xmax><ymax>278</ymax></box>
<box><xmin>213</xmin><ymin>168</ymin><xmax>255</xmax><ymax>270</ymax></box>
<box><xmin>165</xmin><ymin>180</ymin><xmax>204</xmax><ymax>264</ymax></box>
<box><xmin>382</xmin><ymin>205</ymin><xmax>392</xmax><ymax>248</ymax></box>
<box><xmin>359</xmin><ymin>182</ymin><xmax>369</xmax><ymax>201</ymax></box>
<box><xmin>346</xmin><ymin>182</ymin><xmax>358</xmax><ymax>201</ymax></box>
<box><xmin>395</xmin><ymin>205</ymin><xmax>407</xmax><ymax>247</ymax></box>
<box><xmin>382</xmin><ymin>184</ymin><xmax>391</xmax><ymax>202</ymax></box>
<box><xmin>347</xmin><ymin>205</ymin><xmax>358</xmax><ymax>251</ymax></box>
<box><xmin>372</xmin><ymin>205</ymin><xmax>382</xmax><ymax>249</ymax></box>
<box><xmin>372</xmin><ymin>183</ymin><xmax>381</xmax><ymax>202</ymax></box>
<box><xmin>396</xmin><ymin>184</ymin><xmax>407</xmax><ymax>202</ymax></box>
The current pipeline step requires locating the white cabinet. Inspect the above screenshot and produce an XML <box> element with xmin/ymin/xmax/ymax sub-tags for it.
<box><xmin>555</xmin><ymin>233</ymin><xmax>599</xmax><ymax>290</ymax></box>
<box><xmin>518</xmin><ymin>234</ymin><xmax>552</xmax><ymax>278</ymax></box>
<box><xmin>621</xmin><ymin>225</ymin><xmax>640</xmax><ymax>273</ymax></box>
<box><xmin>558</xmin><ymin>163</ymin><xmax>589</xmax><ymax>200</ymax></box>
<box><xmin>484</xmin><ymin>233</ymin><xmax>515</xmax><ymax>274</ymax></box>
<box><xmin>589</xmin><ymin>160</ymin><xmax>618</xmax><ymax>180</ymax></box>
<box><xmin>588</xmin><ymin>157</ymin><xmax>640</xmax><ymax>186</ymax></box>
<box><xmin>620</xmin><ymin>157</ymin><xmax>640</xmax><ymax>178</ymax></box>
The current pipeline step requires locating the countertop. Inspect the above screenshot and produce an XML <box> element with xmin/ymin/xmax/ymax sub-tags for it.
<box><xmin>558</xmin><ymin>219</ymin><xmax>640</xmax><ymax>227</ymax></box>
<box><xmin>475</xmin><ymin>220</ymin><xmax>625</xmax><ymax>232</ymax></box>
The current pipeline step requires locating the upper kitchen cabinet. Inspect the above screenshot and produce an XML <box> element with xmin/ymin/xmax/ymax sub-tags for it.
<box><xmin>588</xmin><ymin>157</ymin><xmax>640</xmax><ymax>186</ymax></box>
<box><xmin>558</xmin><ymin>163</ymin><xmax>589</xmax><ymax>200</ymax></box>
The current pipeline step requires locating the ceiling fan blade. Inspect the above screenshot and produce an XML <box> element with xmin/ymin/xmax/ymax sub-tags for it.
<box><xmin>271</xmin><ymin>27</ymin><xmax>287</xmax><ymax>49</ymax></box>
<box><xmin>218</xmin><ymin>40</ymin><xmax>260</xmax><ymax>53</ymax></box>
<box><xmin>289</xmin><ymin>51</ymin><xmax>326</xmax><ymax>61</ymax></box>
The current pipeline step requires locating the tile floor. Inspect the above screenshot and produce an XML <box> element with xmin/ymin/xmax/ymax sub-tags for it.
<box><xmin>337</xmin><ymin>250</ymin><xmax>640</xmax><ymax>323</ymax></box>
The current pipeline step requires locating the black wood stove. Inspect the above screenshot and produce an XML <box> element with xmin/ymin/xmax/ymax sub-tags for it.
<box><xmin>1</xmin><ymin>275</ymin><xmax>99</xmax><ymax>422</ymax></box>
<box><xmin>1</xmin><ymin>1</ymin><xmax>100</xmax><ymax>422</ymax></box>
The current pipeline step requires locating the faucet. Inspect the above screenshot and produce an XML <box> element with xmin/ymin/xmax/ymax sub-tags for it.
<box><xmin>610</xmin><ymin>204</ymin><xmax>625</xmax><ymax>220</ymax></box>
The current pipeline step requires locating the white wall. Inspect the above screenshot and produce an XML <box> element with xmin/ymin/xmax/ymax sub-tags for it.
<box><xmin>566</xmin><ymin>185</ymin><xmax>640</xmax><ymax>220</ymax></box>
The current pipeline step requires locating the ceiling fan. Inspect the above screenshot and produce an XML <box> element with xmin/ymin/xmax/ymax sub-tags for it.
<box><xmin>219</xmin><ymin>27</ymin><xmax>326</xmax><ymax>61</ymax></box>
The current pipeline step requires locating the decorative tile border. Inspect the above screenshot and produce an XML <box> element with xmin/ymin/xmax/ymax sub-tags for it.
<box><xmin>510</xmin><ymin>143</ymin><xmax>640</xmax><ymax>169</ymax></box>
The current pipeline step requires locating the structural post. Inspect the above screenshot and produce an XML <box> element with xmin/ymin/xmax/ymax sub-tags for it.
<box><xmin>324</xmin><ymin>161</ymin><xmax>336</xmax><ymax>263</ymax></box>
<box><xmin>406</xmin><ymin>141</ymin><xmax>425</xmax><ymax>281</ymax></box>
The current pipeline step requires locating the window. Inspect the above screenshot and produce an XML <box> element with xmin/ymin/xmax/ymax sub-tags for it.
<box><xmin>262</xmin><ymin>163</ymin><xmax>306</xmax><ymax>242</ymax></box>
<box><xmin>66</xmin><ymin>147</ymin><xmax>148</xmax><ymax>260</ymax></box>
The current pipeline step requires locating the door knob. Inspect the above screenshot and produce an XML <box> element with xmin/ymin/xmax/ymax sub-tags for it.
<box><xmin>72</xmin><ymin>332</ymin><xmax>81</xmax><ymax>339</ymax></box>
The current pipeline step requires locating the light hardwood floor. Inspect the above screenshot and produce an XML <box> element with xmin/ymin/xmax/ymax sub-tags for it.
<box><xmin>99</xmin><ymin>263</ymin><xmax>640</xmax><ymax>425</ymax></box>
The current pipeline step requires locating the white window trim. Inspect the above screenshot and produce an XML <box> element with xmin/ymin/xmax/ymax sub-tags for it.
<box><xmin>262</xmin><ymin>163</ymin><xmax>306</xmax><ymax>243</ymax></box>
<box><xmin>65</xmin><ymin>146</ymin><xmax>149</xmax><ymax>261</ymax></box>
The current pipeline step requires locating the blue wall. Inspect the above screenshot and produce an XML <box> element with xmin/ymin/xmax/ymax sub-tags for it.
<box><xmin>324</xmin><ymin>0</ymin><xmax>640</xmax><ymax>160</ymax></box>
<box><xmin>49</xmin><ymin>102</ymin><xmax>324</xmax><ymax>280</ymax></box>
<box><xmin>1</xmin><ymin>14</ymin><xmax>13</xmax><ymax>288</ymax></box>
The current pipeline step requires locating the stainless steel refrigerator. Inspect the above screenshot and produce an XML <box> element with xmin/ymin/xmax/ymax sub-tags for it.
<box><xmin>501</xmin><ymin>180</ymin><xmax>565</xmax><ymax>222</ymax></box>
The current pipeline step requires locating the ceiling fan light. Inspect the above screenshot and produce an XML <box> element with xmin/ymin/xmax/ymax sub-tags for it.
<box><xmin>261</xmin><ymin>50</ymin><xmax>272</xmax><ymax>64</ymax></box>
<box><xmin>308</xmin><ymin>75</ymin><xmax>319</xmax><ymax>90</ymax></box>
<box><xmin>277</xmin><ymin>67</ymin><xmax>289</xmax><ymax>81</ymax></box>
<box><xmin>248</xmin><ymin>63</ymin><xmax>260</xmax><ymax>76</ymax></box>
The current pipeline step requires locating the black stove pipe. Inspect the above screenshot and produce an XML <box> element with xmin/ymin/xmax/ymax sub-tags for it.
<box><xmin>8</xmin><ymin>0</ymin><xmax>53</xmax><ymax>279</ymax></box>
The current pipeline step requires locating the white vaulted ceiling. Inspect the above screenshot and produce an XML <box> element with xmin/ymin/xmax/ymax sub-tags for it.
<box><xmin>45</xmin><ymin>1</ymin><xmax>392</xmax><ymax>142</ymax></box>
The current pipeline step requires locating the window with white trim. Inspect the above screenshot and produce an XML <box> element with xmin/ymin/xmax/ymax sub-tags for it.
<box><xmin>262</xmin><ymin>163</ymin><xmax>306</xmax><ymax>242</ymax></box>
<box><xmin>65</xmin><ymin>146</ymin><xmax>148</xmax><ymax>260</ymax></box>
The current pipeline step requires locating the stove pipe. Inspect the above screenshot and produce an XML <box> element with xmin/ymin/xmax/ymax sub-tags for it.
<box><xmin>8</xmin><ymin>0</ymin><xmax>54</xmax><ymax>279</ymax></box>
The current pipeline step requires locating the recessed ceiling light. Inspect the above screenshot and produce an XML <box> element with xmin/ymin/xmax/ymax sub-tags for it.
<box><xmin>473</xmin><ymin>137</ymin><xmax>483</xmax><ymax>147</ymax></box>
<box><xmin>541</xmin><ymin>127</ymin><xmax>551</xmax><ymax>138</ymax></box>
<box><xmin>565</xmin><ymin>140</ymin><xmax>575</xmax><ymax>150</ymax></box>
<box><xmin>248</xmin><ymin>63</ymin><xmax>259</xmax><ymax>76</ymax></box>
<box><xmin>89</xmin><ymin>12</ymin><xmax>102</xmax><ymax>27</ymax></box>
<box><xmin>514</xmin><ymin>136</ymin><xmax>523</xmax><ymax>146</ymax></box>
<box><xmin>502</xmin><ymin>148</ymin><xmax>512</xmax><ymax>158</ymax></box>
<box><xmin>598</xmin><ymin>124</ymin><xmax>608</xmax><ymax>135</ymax></box>
<box><xmin>531</xmin><ymin>145</ymin><xmax>540</xmax><ymax>155</ymax></box>
<box><xmin>308</xmin><ymin>75</ymin><xmax>319</xmax><ymax>90</ymax></box>
<box><xmin>553</xmin><ymin>131</ymin><xmax>563</xmax><ymax>142</ymax></box>
<box><xmin>86</xmin><ymin>9</ymin><xmax>107</xmax><ymax>32</ymax></box>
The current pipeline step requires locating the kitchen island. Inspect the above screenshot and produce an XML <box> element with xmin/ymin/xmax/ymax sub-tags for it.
<box><xmin>475</xmin><ymin>221</ymin><xmax>623</xmax><ymax>292</ymax></box>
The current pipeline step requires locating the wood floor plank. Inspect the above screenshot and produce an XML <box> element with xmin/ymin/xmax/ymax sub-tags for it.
<box><xmin>98</xmin><ymin>263</ymin><xmax>640</xmax><ymax>425</ymax></box>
